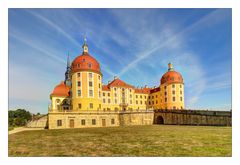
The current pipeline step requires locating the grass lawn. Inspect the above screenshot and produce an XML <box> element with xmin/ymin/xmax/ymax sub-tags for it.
<box><xmin>8</xmin><ymin>125</ymin><xmax>231</xmax><ymax>157</ymax></box>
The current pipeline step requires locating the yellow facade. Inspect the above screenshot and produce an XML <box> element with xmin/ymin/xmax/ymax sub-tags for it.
<box><xmin>71</xmin><ymin>71</ymin><xmax>102</xmax><ymax>110</ymax></box>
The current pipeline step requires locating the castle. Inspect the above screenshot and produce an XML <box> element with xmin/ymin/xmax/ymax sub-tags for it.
<box><xmin>48</xmin><ymin>38</ymin><xmax>185</xmax><ymax>129</ymax></box>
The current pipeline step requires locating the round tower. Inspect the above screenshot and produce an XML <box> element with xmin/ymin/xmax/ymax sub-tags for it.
<box><xmin>71</xmin><ymin>38</ymin><xmax>102</xmax><ymax>111</ymax></box>
<box><xmin>160</xmin><ymin>63</ymin><xmax>184</xmax><ymax>110</ymax></box>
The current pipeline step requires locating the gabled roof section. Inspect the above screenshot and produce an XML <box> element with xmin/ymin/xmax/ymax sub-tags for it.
<box><xmin>102</xmin><ymin>85</ymin><xmax>110</xmax><ymax>91</ymax></box>
<box><xmin>135</xmin><ymin>87</ymin><xmax>151</xmax><ymax>94</ymax></box>
<box><xmin>150</xmin><ymin>87</ymin><xmax>160</xmax><ymax>94</ymax></box>
<box><xmin>108</xmin><ymin>78</ymin><xmax>134</xmax><ymax>88</ymax></box>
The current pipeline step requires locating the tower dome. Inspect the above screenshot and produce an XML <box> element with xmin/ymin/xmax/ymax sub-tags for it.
<box><xmin>51</xmin><ymin>81</ymin><xmax>70</xmax><ymax>97</ymax></box>
<box><xmin>71</xmin><ymin>38</ymin><xmax>101</xmax><ymax>75</ymax></box>
<box><xmin>160</xmin><ymin>63</ymin><xmax>183</xmax><ymax>85</ymax></box>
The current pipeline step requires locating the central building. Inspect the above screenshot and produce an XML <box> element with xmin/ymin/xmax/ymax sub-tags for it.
<box><xmin>48</xmin><ymin>39</ymin><xmax>185</xmax><ymax>129</ymax></box>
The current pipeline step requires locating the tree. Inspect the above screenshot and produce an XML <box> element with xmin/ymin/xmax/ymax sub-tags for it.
<box><xmin>8</xmin><ymin>109</ymin><xmax>32</xmax><ymax>127</ymax></box>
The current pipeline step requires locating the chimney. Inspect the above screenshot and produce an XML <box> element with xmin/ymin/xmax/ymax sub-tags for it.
<box><xmin>145</xmin><ymin>85</ymin><xmax>148</xmax><ymax>88</ymax></box>
<box><xmin>114</xmin><ymin>76</ymin><xmax>118</xmax><ymax>80</ymax></box>
<box><xmin>154</xmin><ymin>86</ymin><xmax>156</xmax><ymax>88</ymax></box>
<box><xmin>108</xmin><ymin>81</ymin><xmax>111</xmax><ymax>84</ymax></box>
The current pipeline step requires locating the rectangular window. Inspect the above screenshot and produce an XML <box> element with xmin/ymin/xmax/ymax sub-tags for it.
<box><xmin>180</xmin><ymin>85</ymin><xmax>182</xmax><ymax>88</ymax></box>
<box><xmin>136</xmin><ymin>95</ymin><xmax>138</xmax><ymax>98</ymax></box>
<box><xmin>103</xmin><ymin>98</ymin><xmax>106</xmax><ymax>103</ymax></box>
<box><xmin>165</xmin><ymin>98</ymin><xmax>167</xmax><ymax>102</ymax></box>
<box><xmin>152</xmin><ymin>101</ymin><xmax>154</xmax><ymax>105</ymax></box>
<box><xmin>98</xmin><ymin>75</ymin><xmax>100</xmax><ymax>80</ymax></box>
<box><xmin>89</xmin><ymin>73</ymin><xmax>92</xmax><ymax>78</ymax></box>
<box><xmin>99</xmin><ymin>83</ymin><xmax>101</xmax><ymax>88</ymax></box>
<box><xmin>77</xmin><ymin>72</ymin><xmax>81</xmax><ymax>77</ymax></box>
<box><xmin>156</xmin><ymin>95</ymin><xmax>158</xmax><ymax>98</ymax></box>
<box><xmin>152</xmin><ymin>96</ymin><xmax>154</xmax><ymax>99</ymax></box>
<box><xmin>99</xmin><ymin>91</ymin><xmax>101</xmax><ymax>97</ymax></box>
<box><xmin>92</xmin><ymin>119</ymin><xmax>96</xmax><ymax>125</ymax></box>
<box><xmin>165</xmin><ymin>92</ymin><xmax>167</xmax><ymax>96</ymax></box>
<box><xmin>156</xmin><ymin>100</ymin><xmax>158</xmax><ymax>104</ymax></box>
<box><xmin>130</xmin><ymin>100</ymin><xmax>132</xmax><ymax>104</ymax></box>
<box><xmin>115</xmin><ymin>99</ymin><xmax>117</xmax><ymax>104</ymax></box>
<box><xmin>103</xmin><ymin>92</ymin><xmax>105</xmax><ymax>96</ymax></box>
<box><xmin>78</xmin><ymin>81</ymin><xmax>81</xmax><ymax>87</ymax></box>
<box><xmin>114</xmin><ymin>88</ymin><xmax>117</xmax><ymax>91</ymax></box>
<box><xmin>149</xmin><ymin>101</ymin><xmax>151</xmax><ymax>105</ymax></box>
<box><xmin>180</xmin><ymin>97</ymin><xmax>183</xmax><ymax>101</ymax></box>
<box><xmin>172</xmin><ymin>84</ymin><xmax>175</xmax><ymax>88</ymax></box>
<box><xmin>108</xmin><ymin>99</ymin><xmax>111</xmax><ymax>103</ymax></box>
<box><xmin>144</xmin><ymin>96</ymin><xmax>146</xmax><ymax>99</ymax></box>
<box><xmin>140</xmin><ymin>101</ymin><xmax>142</xmax><ymax>105</ymax></box>
<box><xmin>111</xmin><ymin>119</ymin><xmax>115</xmax><ymax>125</ymax></box>
<box><xmin>114</xmin><ymin>93</ymin><xmax>117</xmax><ymax>97</ymax></box>
<box><xmin>108</xmin><ymin>93</ymin><xmax>110</xmax><ymax>97</ymax></box>
<box><xmin>78</xmin><ymin>90</ymin><xmax>81</xmax><ymax>97</ymax></box>
<box><xmin>164</xmin><ymin>86</ymin><xmax>167</xmax><ymax>90</ymax></box>
<box><xmin>130</xmin><ymin>94</ymin><xmax>132</xmax><ymax>98</ymax></box>
<box><xmin>172</xmin><ymin>90</ymin><xmax>175</xmax><ymax>95</ymax></box>
<box><xmin>180</xmin><ymin>91</ymin><xmax>182</xmax><ymax>95</ymax></box>
<box><xmin>140</xmin><ymin>95</ymin><xmax>142</xmax><ymax>99</ymax></box>
<box><xmin>57</xmin><ymin>120</ymin><xmax>62</xmax><ymax>126</ymax></box>
<box><xmin>173</xmin><ymin>97</ymin><xmax>176</xmax><ymax>102</ymax></box>
<box><xmin>89</xmin><ymin>90</ymin><xmax>93</xmax><ymax>97</ymax></box>
<box><xmin>89</xmin><ymin>81</ymin><xmax>93</xmax><ymax>87</ymax></box>
<box><xmin>81</xmin><ymin>119</ymin><xmax>85</xmax><ymax>125</ymax></box>
<box><xmin>78</xmin><ymin>104</ymin><xmax>81</xmax><ymax>109</ymax></box>
<box><xmin>136</xmin><ymin>101</ymin><xmax>138</xmax><ymax>104</ymax></box>
<box><xmin>89</xmin><ymin>103</ymin><xmax>93</xmax><ymax>109</ymax></box>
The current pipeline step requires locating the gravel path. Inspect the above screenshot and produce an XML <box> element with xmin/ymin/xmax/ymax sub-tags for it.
<box><xmin>8</xmin><ymin>127</ymin><xmax>44</xmax><ymax>135</ymax></box>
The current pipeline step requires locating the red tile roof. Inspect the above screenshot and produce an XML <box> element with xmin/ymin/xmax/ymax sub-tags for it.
<box><xmin>51</xmin><ymin>81</ymin><xmax>70</xmax><ymax>97</ymax></box>
<box><xmin>71</xmin><ymin>53</ymin><xmax>101</xmax><ymax>75</ymax></box>
<box><xmin>135</xmin><ymin>87</ymin><xmax>151</xmax><ymax>94</ymax></box>
<box><xmin>108</xmin><ymin>78</ymin><xmax>134</xmax><ymax>88</ymax></box>
<box><xmin>150</xmin><ymin>87</ymin><xmax>160</xmax><ymax>94</ymax></box>
<box><xmin>102</xmin><ymin>85</ymin><xmax>110</xmax><ymax>91</ymax></box>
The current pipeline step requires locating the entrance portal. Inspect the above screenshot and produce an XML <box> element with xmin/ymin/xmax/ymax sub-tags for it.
<box><xmin>102</xmin><ymin>119</ymin><xmax>106</xmax><ymax>127</ymax></box>
<box><xmin>156</xmin><ymin>116</ymin><xmax>164</xmax><ymax>124</ymax></box>
<box><xmin>70</xmin><ymin>119</ymin><xmax>74</xmax><ymax>128</ymax></box>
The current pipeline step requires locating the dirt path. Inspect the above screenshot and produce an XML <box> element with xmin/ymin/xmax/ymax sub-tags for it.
<box><xmin>8</xmin><ymin>127</ymin><xmax>44</xmax><ymax>135</ymax></box>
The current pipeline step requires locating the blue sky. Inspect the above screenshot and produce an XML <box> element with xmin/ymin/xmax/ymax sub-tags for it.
<box><xmin>8</xmin><ymin>8</ymin><xmax>232</xmax><ymax>114</ymax></box>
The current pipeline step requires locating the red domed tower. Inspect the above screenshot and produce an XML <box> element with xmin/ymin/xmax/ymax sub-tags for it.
<box><xmin>160</xmin><ymin>63</ymin><xmax>184</xmax><ymax>110</ymax></box>
<box><xmin>71</xmin><ymin>38</ymin><xmax>102</xmax><ymax>111</ymax></box>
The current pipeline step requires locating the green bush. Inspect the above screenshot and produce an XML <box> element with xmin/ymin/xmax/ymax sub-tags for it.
<box><xmin>8</xmin><ymin>109</ymin><xmax>32</xmax><ymax>127</ymax></box>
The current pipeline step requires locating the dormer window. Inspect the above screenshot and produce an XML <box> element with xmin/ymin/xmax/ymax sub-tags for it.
<box><xmin>88</xmin><ymin>63</ymin><xmax>92</xmax><ymax>68</ymax></box>
<box><xmin>77</xmin><ymin>63</ymin><xmax>80</xmax><ymax>68</ymax></box>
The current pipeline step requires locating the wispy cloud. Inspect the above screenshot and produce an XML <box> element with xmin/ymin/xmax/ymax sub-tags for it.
<box><xmin>26</xmin><ymin>10</ymin><xmax>81</xmax><ymax>48</ymax></box>
<box><xmin>10</xmin><ymin>33</ymin><xmax>66</xmax><ymax>64</ymax></box>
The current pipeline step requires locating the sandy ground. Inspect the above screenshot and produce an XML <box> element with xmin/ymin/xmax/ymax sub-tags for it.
<box><xmin>8</xmin><ymin>127</ymin><xmax>44</xmax><ymax>135</ymax></box>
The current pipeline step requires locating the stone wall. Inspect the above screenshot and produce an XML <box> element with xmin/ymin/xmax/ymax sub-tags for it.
<box><xmin>119</xmin><ymin>111</ymin><xmax>154</xmax><ymax>126</ymax></box>
<box><xmin>26</xmin><ymin>115</ymin><xmax>48</xmax><ymax>128</ymax></box>
<box><xmin>154</xmin><ymin>110</ymin><xmax>231</xmax><ymax>126</ymax></box>
<box><xmin>48</xmin><ymin>110</ymin><xmax>154</xmax><ymax>129</ymax></box>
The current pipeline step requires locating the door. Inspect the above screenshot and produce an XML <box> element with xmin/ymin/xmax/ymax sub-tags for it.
<box><xmin>70</xmin><ymin>119</ymin><xmax>74</xmax><ymax>128</ymax></box>
<box><xmin>102</xmin><ymin>119</ymin><xmax>106</xmax><ymax>127</ymax></box>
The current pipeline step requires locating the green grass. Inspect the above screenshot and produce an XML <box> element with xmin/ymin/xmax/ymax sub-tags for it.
<box><xmin>8</xmin><ymin>125</ymin><xmax>231</xmax><ymax>157</ymax></box>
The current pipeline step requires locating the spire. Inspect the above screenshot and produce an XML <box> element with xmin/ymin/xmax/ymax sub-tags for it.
<box><xmin>67</xmin><ymin>51</ymin><xmax>70</xmax><ymax>68</ymax></box>
<box><xmin>82</xmin><ymin>36</ymin><xmax>88</xmax><ymax>54</ymax></box>
<box><xmin>65</xmin><ymin>52</ymin><xmax>71</xmax><ymax>86</ymax></box>
<box><xmin>168</xmin><ymin>62</ymin><xmax>174</xmax><ymax>71</ymax></box>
